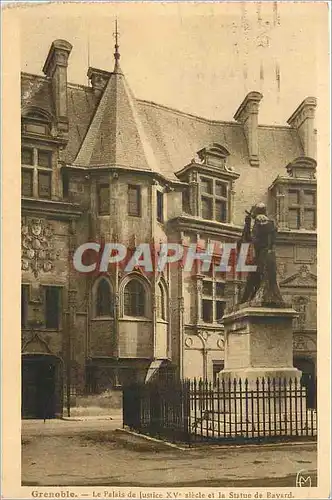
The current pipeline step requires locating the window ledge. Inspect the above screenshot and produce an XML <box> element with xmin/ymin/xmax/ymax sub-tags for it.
<box><xmin>185</xmin><ymin>323</ymin><xmax>225</xmax><ymax>330</ymax></box>
<box><xmin>91</xmin><ymin>316</ymin><xmax>114</xmax><ymax>321</ymax></box>
<box><xmin>119</xmin><ymin>317</ymin><xmax>152</xmax><ymax>322</ymax></box>
<box><xmin>279</xmin><ymin>228</ymin><xmax>317</xmax><ymax>233</ymax></box>
<box><xmin>36</xmin><ymin>328</ymin><xmax>62</xmax><ymax>333</ymax></box>
<box><xmin>198</xmin><ymin>322</ymin><xmax>225</xmax><ymax>327</ymax></box>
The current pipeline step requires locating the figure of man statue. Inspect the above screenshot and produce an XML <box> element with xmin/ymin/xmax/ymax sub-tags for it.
<box><xmin>238</xmin><ymin>202</ymin><xmax>285</xmax><ymax>307</ymax></box>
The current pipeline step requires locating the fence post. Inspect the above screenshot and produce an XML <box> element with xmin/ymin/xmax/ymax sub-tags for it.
<box><xmin>183</xmin><ymin>379</ymin><xmax>191</xmax><ymax>445</ymax></box>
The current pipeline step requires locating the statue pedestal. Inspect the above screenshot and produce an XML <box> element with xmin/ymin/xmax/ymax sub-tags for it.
<box><xmin>219</xmin><ymin>304</ymin><xmax>301</xmax><ymax>387</ymax></box>
<box><xmin>212</xmin><ymin>305</ymin><xmax>308</xmax><ymax>437</ymax></box>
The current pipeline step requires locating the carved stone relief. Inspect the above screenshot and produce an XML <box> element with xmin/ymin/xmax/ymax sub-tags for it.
<box><xmin>292</xmin><ymin>334</ymin><xmax>316</xmax><ymax>353</ymax></box>
<box><xmin>185</xmin><ymin>337</ymin><xmax>193</xmax><ymax>348</ymax></box>
<box><xmin>277</xmin><ymin>262</ymin><xmax>287</xmax><ymax>280</ymax></box>
<box><xmin>197</xmin><ymin>330</ymin><xmax>211</xmax><ymax>342</ymax></box>
<box><xmin>217</xmin><ymin>337</ymin><xmax>225</xmax><ymax>350</ymax></box>
<box><xmin>21</xmin><ymin>218</ymin><xmax>59</xmax><ymax>277</ymax></box>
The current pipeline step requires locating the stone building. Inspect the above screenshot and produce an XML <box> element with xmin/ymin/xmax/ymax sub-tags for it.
<box><xmin>21</xmin><ymin>38</ymin><xmax>317</xmax><ymax>417</ymax></box>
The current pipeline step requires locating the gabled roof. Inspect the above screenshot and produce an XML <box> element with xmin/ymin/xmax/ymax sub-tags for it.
<box><xmin>73</xmin><ymin>64</ymin><xmax>162</xmax><ymax>176</ymax></box>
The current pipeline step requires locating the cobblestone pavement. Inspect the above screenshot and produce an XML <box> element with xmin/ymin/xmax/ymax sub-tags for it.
<box><xmin>22</xmin><ymin>418</ymin><xmax>317</xmax><ymax>487</ymax></box>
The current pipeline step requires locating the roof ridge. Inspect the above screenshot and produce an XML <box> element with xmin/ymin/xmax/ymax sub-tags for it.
<box><xmin>138</xmin><ymin>98</ymin><xmax>292</xmax><ymax>129</ymax></box>
<box><xmin>21</xmin><ymin>72</ymin><xmax>293</xmax><ymax>129</ymax></box>
<box><xmin>137</xmin><ymin>98</ymin><xmax>241</xmax><ymax>126</ymax></box>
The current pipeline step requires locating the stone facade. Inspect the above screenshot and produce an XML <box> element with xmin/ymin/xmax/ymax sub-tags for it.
<box><xmin>21</xmin><ymin>39</ymin><xmax>317</xmax><ymax>415</ymax></box>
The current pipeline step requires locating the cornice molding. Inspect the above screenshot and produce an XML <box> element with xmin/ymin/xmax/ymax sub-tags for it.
<box><xmin>167</xmin><ymin>216</ymin><xmax>242</xmax><ymax>239</ymax></box>
<box><xmin>22</xmin><ymin>198</ymin><xmax>82</xmax><ymax>220</ymax></box>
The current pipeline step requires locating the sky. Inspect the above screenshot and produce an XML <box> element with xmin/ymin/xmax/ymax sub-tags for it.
<box><xmin>18</xmin><ymin>2</ymin><xmax>327</xmax><ymax>125</ymax></box>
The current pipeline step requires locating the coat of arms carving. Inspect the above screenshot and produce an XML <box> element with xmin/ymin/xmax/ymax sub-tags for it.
<box><xmin>21</xmin><ymin>218</ymin><xmax>59</xmax><ymax>277</ymax></box>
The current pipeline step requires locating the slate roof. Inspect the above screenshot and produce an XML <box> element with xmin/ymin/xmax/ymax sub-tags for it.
<box><xmin>73</xmin><ymin>63</ymin><xmax>162</xmax><ymax>175</ymax></box>
<box><xmin>21</xmin><ymin>68</ymin><xmax>304</xmax><ymax>222</ymax></box>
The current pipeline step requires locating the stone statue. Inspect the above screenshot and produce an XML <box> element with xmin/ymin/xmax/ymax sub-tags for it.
<box><xmin>238</xmin><ymin>202</ymin><xmax>285</xmax><ymax>307</ymax></box>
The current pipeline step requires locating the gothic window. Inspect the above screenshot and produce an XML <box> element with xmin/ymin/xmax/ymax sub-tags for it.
<box><xmin>156</xmin><ymin>282</ymin><xmax>167</xmax><ymax>320</ymax></box>
<box><xmin>98</xmin><ymin>184</ymin><xmax>110</xmax><ymax>215</ymax></box>
<box><xmin>44</xmin><ymin>286</ymin><xmax>61</xmax><ymax>329</ymax></box>
<box><xmin>124</xmin><ymin>279</ymin><xmax>146</xmax><ymax>317</ymax></box>
<box><xmin>21</xmin><ymin>146</ymin><xmax>53</xmax><ymax>199</ymax></box>
<box><xmin>96</xmin><ymin>279</ymin><xmax>114</xmax><ymax>317</ymax></box>
<box><xmin>288</xmin><ymin>188</ymin><xmax>316</xmax><ymax>230</ymax></box>
<box><xmin>200</xmin><ymin>176</ymin><xmax>228</xmax><ymax>223</ymax></box>
<box><xmin>201</xmin><ymin>262</ymin><xmax>226</xmax><ymax>324</ymax></box>
<box><xmin>128</xmin><ymin>185</ymin><xmax>141</xmax><ymax>217</ymax></box>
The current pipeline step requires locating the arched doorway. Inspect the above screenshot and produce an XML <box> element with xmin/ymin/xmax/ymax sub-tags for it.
<box><xmin>22</xmin><ymin>354</ymin><xmax>63</xmax><ymax>419</ymax></box>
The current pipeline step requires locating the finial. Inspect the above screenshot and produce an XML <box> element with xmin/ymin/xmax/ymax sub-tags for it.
<box><xmin>113</xmin><ymin>18</ymin><xmax>120</xmax><ymax>71</ymax></box>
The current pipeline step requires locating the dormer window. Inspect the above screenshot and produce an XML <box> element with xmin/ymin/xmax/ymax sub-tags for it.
<box><xmin>200</xmin><ymin>176</ymin><xmax>228</xmax><ymax>223</ymax></box>
<box><xmin>196</xmin><ymin>143</ymin><xmax>230</xmax><ymax>168</ymax></box>
<box><xmin>268</xmin><ymin>157</ymin><xmax>316</xmax><ymax>232</ymax></box>
<box><xmin>22</xmin><ymin>108</ymin><xmax>52</xmax><ymax>137</ymax></box>
<box><xmin>177</xmin><ymin>143</ymin><xmax>240</xmax><ymax>224</ymax></box>
<box><xmin>176</xmin><ymin>143</ymin><xmax>239</xmax><ymax>223</ymax></box>
<box><xmin>288</xmin><ymin>188</ymin><xmax>316</xmax><ymax>230</ymax></box>
<box><xmin>21</xmin><ymin>146</ymin><xmax>53</xmax><ymax>199</ymax></box>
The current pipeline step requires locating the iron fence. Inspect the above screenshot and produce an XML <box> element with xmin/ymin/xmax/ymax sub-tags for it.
<box><xmin>123</xmin><ymin>376</ymin><xmax>317</xmax><ymax>444</ymax></box>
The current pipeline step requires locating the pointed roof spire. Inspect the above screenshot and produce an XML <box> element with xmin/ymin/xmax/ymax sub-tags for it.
<box><xmin>113</xmin><ymin>18</ymin><xmax>121</xmax><ymax>73</ymax></box>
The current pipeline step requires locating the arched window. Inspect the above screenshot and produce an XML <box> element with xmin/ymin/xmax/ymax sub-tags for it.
<box><xmin>96</xmin><ymin>279</ymin><xmax>114</xmax><ymax>317</ymax></box>
<box><xmin>156</xmin><ymin>282</ymin><xmax>166</xmax><ymax>320</ymax></box>
<box><xmin>124</xmin><ymin>279</ymin><xmax>145</xmax><ymax>317</ymax></box>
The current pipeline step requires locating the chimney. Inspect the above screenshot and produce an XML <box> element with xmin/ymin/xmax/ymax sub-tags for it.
<box><xmin>87</xmin><ymin>67</ymin><xmax>112</xmax><ymax>99</ymax></box>
<box><xmin>234</xmin><ymin>91</ymin><xmax>263</xmax><ymax>167</ymax></box>
<box><xmin>43</xmin><ymin>39</ymin><xmax>72</xmax><ymax>134</ymax></box>
<box><xmin>287</xmin><ymin>97</ymin><xmax>317</xmax><ymax>159</ymax></box>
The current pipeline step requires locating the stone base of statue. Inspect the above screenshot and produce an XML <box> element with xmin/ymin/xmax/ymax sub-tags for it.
<box><xmin>212</xmin><ymin>303</ymin><xmax>307</xmax><ymax>437</ymax></box>
<box><xmin>218</xmin><ymin>303</ymin><xmax>301</xmax><ymax>387</ymax></box>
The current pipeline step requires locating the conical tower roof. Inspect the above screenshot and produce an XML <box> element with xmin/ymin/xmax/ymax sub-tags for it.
<box><xmin>73</xmin><ymin>26</ymin><xmax>160</xmax><ymax>173</ymax></box>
